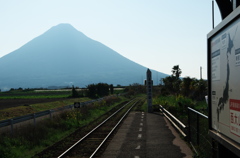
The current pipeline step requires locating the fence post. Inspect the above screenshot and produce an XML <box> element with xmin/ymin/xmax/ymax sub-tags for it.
<box><xmin>10</xmin><ymin>119</ymin><xmax>14</xmax><ymax>135</ymax></box>
<box><xmin>33</xmin><ymin>113</ymin><xmax>36</xmax><ymax>126</ymax></box>
<box><xmin>187</xmin><ymin>108</ymin><xmax>191</xmax><ymax>142</ymax></box>
<box><xmin>197</xmin><ymin>114</ymin><xmax>200</xmax><ymax>145</ymax></box>
<box><xmin>49</xmin><ymin>110</ymin><xmax>52</xmax><ymax>119</ymax></box>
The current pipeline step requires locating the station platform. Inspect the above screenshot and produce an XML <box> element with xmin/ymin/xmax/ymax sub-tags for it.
<box><xmin>102</xmin><ymin>111</ymin><xmax>193</xmax><ymax>158</ymax></box>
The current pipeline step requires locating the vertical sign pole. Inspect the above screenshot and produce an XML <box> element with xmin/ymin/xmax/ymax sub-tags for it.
<box><xmin>233</xmin><ymin>0</ymin><xmax>237</xmax><ymax>10</ymax></box>
<box><xmin>146</xmin><ymin>69</ymin><xmax>153</xmax><ymax>113</ymax></box>
<box><xmin>212</xmin><ymin>0</ymin><xmax>215</xmax><ymax>29</ymax></box>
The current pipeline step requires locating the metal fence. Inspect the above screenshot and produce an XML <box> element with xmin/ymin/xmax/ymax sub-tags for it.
<box><xmin>0</xmin><ymin>105</ymin><xmax>73</xmax><ymax>134</ymax></box>
<box><xmin>187</xmin><ymin>107</ymin><xmax>214</xmax><ymax>158</ymax></box>
<box><xmin>160</xmin><ymin>105</ymin><xmax>216</xmax><ymax>158</ymax></box>
<box><xmin>159</xmin><ymin>105</ymin><xmax>187</xmax><ymax>138</ymax></box>
<box><xmin>0</xmin><ymin>96</ymin><xmax>115</xmax><ymax>135</ymax></box>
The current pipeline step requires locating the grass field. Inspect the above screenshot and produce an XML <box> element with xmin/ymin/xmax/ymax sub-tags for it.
<box><xmin>0</xmin><ymin>89</ymin><xmax>72</xmax><ymax>99</ymax></box>
<box><xmin>0</xmin><ymin>97</ymin><xmax>91</xmax><ymax>121</ymax></box>
<box><xmin>0</xmin><ymin>95</ymin><xmax>128</xmax><ymax>158</ymax></box>
<box><xmin>0</xmin><ymin>88</ymin><xmax>125</xmax><ymax>121</ymax></box>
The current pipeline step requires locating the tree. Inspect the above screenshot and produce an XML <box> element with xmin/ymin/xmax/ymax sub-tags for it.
<box><xmin>96</xmin><ymin>83</ymin><xmax>109</xmax><ymax>97</ymax></box>
<box><xmin>87</xmin><ymin>83</ymin><xmax>110</xmax><ymax>98</ymax></box>
<box><xmin>190</xmin><ymin>79</ymin><xmax>207</xmax><ymax>100</ymax></box>
<box><xmin>71</xmin><ymin>85</ymin><xmax>79</xmax><ymax>98</ymax></box>
<box><xmin>180</xmin><ymin>77</ymin><xmax>193</xmax><ymax>97</ymax></box>
<box><xmin>87</xmin><ymin>84</ymin><xmax>97</xmax><ymax>98</ymax></box>
<box><xmin>110</xmin><ymin>84</ymin><xmax>114</xmax><ymax>94</ymax></box>
<box><xmin>172</xmin><ymin>65</ymin><xmax>182</xmax><ymax>78</ymax></box>
<box><xmin>162</xmin><ymin>76</ymin><xmax>175</xmax><ymax>93</ymax></box>
<box><xmin>161</xmin><ymin>65</ymin><xmax>182</xmax><ymax>95</ymax></box>
<box><xmin>161</xmin><ymin>65</ymin><xmax>207</xmax><ymax>101</ymax></box>
<box><xmin>124</xmin><ymin>83</ymin><xmax>145</xmax><ymax>96</ymax></box>
<box><xmin>181</xmin><ymin>77</ymin><xmax>207</xmax><ymax>100</ymax></box>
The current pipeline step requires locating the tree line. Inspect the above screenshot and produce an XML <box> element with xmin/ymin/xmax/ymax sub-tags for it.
<box><xmin>161</xmin><ymin>65</ymin><xmax>207</xmax><ymax>101</ymax></box>
<box><xmin>71</xmin><ymin>83</ymin><xmax>114</xmax><ymax>98</ymax></box>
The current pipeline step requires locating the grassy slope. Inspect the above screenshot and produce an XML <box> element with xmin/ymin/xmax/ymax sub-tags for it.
<box><xmin>0</xmin><ymin>97</ymin><xmax>89</xmax><ymax>121</ymax></box>
<box><xmin>0</xmin><ymin>96</ymin><xmax>129</xmax><ymax>158</ymax></box>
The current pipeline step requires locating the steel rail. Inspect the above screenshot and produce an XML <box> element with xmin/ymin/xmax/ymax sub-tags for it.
<box><xmin>90</xmin><ymin>99</ymin><xmax>139</xmax><ymax>158</ymax></box>
<box><xmin>57</xmin><ymin>99</ymin><xmax>137</xmax><ymax>158</ymax></box>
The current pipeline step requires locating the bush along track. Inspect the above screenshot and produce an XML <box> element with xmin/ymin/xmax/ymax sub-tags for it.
<box><xmin>0</xmin><ymin>96</ymin><xmax>129</xmax><ymax>158</ymax></box>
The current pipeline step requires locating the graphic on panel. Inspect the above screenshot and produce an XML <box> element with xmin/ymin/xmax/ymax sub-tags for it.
<box><xmin>217</xmin><ymin>27</ymin><xmax>237</xmax><ymax>121</ymax></box>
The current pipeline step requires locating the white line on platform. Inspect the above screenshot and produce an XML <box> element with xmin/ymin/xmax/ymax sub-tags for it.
<box><xmin>141</xmin><ymin>119</ymin><xmax>143</xmax><ymax>122</ymax></box>
<box><xmin>135</xmin><ymin>145</ymin><xmax>141</xmax><ymax>149</ymax></box>
<box><xmin>138</xmin><ymin>134</ymin><xmax>142</xmax><ymax>138</ymax></box>
<box><xmin>134</xmin><ymin>156</ymin><xmax>140</xmax><ymax>158</ymax></box>
<box><xmin>140</xmin><ymin>123</ymin><xmax>143</xmax><ymax>126</ymax></box>
<box><xmin>139</xmin><ymin>127</ymin><xmax>142</xmax><ymax>131</ymax></box>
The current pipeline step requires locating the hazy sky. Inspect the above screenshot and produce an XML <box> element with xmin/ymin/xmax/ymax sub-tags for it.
<box><xmin>0</xmin><ymin>0</ymin><xmax>222</xmax><ymax>79</ymax></box>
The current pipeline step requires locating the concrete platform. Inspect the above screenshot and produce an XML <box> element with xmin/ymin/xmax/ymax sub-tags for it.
<box><xmin>102</xmin><ymin>112</ymin><xmax>193</xmax><ymax>158</ymax></box>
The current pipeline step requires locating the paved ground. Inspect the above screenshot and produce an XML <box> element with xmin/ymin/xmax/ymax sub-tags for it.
<box><xmin>102</xmin><ymin>111</ymin><xmax>193</xmax><ymax>158</ymax></box>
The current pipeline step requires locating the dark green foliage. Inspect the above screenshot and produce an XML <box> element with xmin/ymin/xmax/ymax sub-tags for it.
<box><xmin>162</xmin><ymin>75</ymin><xmax>182</xmax><ymax>94</ymax></box>
<box><xmin>71</xmin><ymin>85</ymin><xmax>79</xmax><ymax>98</ymax></box>
<box><xmin>9</xmin><ymin>88</ymin><xmax>15</xmax><ymax>91</ymax></box>
<box><xmin>171</xmin><ymin>65</ymin><xmax>182</xmax><ymax>78</ymax></box>
<box><xmin>161</xmin><ymin>65</ymin><xmax>207</xmax><ymax>101</ymax></box>
<box><xmin>180</xmin><ymin>77</ymin><xmax>208</xmax><ymax>101</ymax></box>
<box><xmin>110</xmin><ymin>84</ymin><xmax>114</xmax><ymax>94</ymax></box>
<box><xmin>87</xmin><ymin>83</ymin><xmax>109</xmax><ymax>98</ymax></box>
<box><xmin>124</xmin><ymin>83</ymin><xmax>145</xmax><ymax>97</ymax></box>
<box><xmin>96</xmin><ymin>83</ymin><xmax>109</xmax><ymax>97</ymax></box>
<box><xmin>162</xmin><ymin>76</ymin><xmax>177</xmax><ymax>94</ymax></box>
<box><xmin>181</xmin><ymin>77</ymin><xmax>192</xmax><ymax>96</ymax></box>
<box><xmin>189</xmin><ymin>79</ymin><xmax>207</xmax><ymax>101</ymax></box>
<box><xmin>162</xmin><ymin>65</ymin><xmax>182</xmax><ymax>95</ymax></box>
<box><xmin>87</xmin><ymin>84</ymin><xmax>97</xmax><ymax>98</ymax></box>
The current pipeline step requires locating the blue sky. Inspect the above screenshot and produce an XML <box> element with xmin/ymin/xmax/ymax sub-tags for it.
<box><xmin>0</xmin><ymin>0</ymin><xmax>222</xmax><ymax>79</ymax></box>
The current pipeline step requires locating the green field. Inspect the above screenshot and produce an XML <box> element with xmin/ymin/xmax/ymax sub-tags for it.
<box><xmin>0</xmin><ymin>95</ymin><xmax>129</xmax><ymax>158</ymax></box>
<box><xmin>0</xmin><ymin>89</ymin><xmax>72</xmax><ymax>99</ymax></box>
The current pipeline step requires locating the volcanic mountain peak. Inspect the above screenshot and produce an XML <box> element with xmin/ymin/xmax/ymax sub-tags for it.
<box><xmin>44</xmin><ymin>23</ymin><xmax>86</xmax><ymax>37</ymax></box>
<box><xmin>0</xmin><ymin>23</ymin><xmax>168</xmax><ymax>90</ymax></box>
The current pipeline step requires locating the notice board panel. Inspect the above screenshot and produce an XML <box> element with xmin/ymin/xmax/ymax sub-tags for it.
<box><xmin>208</xmin><ymin>7</ymin><xmax>240</xmax><ymax>146</ymax></box>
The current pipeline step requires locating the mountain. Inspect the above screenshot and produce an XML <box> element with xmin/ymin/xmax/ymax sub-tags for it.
<box><xmin>0</xmin><ymin>24</ymin><xmax>168</xmax><ymax>91</ymax></box>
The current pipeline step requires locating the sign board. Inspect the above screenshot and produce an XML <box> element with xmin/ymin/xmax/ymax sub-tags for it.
<box><xmin>74</xmin><ymin>102</ymin><xmax>80</xmax><ymax>108</ymax></box>
<box><xmin>208</xmin><ymin>7</ymin><xmax>240</xmax><ymax>152</ymax></box>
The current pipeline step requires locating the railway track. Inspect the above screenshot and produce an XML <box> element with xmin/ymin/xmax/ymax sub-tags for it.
<box><xmin>36</xmin><ymin>98</ymin><xmax>144</xmax><ymax>158</ymax></box>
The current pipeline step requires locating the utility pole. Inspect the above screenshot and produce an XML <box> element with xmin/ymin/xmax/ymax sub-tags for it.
<box><xmin>200</xmin><ymin>66</ymin><xmax>202</xmax><ymax>80</ymax></box>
